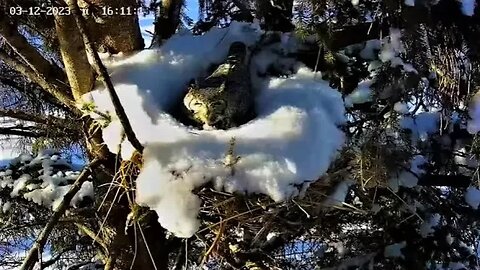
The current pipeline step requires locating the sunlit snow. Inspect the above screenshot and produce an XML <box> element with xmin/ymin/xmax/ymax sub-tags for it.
<box><xmin>82</xmin><ymin>22</ymin><xmax>346</xmax><ymax>237</ymax></box>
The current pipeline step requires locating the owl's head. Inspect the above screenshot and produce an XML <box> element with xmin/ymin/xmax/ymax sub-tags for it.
<box><xmin>183</xmin><ymin>86</ymin><xmax>228</xmax><ymax>128</ymax></box>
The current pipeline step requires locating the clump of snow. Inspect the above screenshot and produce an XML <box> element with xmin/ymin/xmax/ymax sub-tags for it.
<box><xmin>394</xmin><ymin>102</ymin><xmax>409</xmax><ymax>114</ymax></box>
<box><xmin>344</xmin><ymin>80</ymin><xmax>373</xmax><ymax>107</ymax></box>
<box><xmin>2</xmin><ymin>201</ymin><xmax>11</xmax><ymax>213</ymax></box>
<box><xmin>467</xmin><ymin>92</ymin><xmax>480</xmax><ymax>134</ymax></box>
<box><xmin>446</xmin><ymin>234</ymin><xmax>454</xmax><ymax>245</ymax></box>
<box><xmin>324</xmin><ymin>180</ymin><xmax>354</xmax><ymax>207</ymax></box>
<box><xmin>465</xmin><ymin>186</ymin><xmax>480</xmax><ymax>209</ymax></box>
<box><xmin>359</xmin><ymin>40</ymin><xmax>381</xmax><ymax>60</ymax></box>
<box><xmin>419</xmin><ymin>213</ymin><xmax>441</xmax><ymax>237</ymax></box>
<box><xmin>389</xmin><ymin>155</ymin><xmax>427</xmax><ymax>192</ymax></box>
<box><xmin>11</xmin><ymin>153</ymin><xmax>33</xmax><ymax>165</ymax></box>
<box><xmin>460</xmin><ymin>0</ymin><xmax>475</xmax><ymax>16</ymax></box>
<box><xmin>83</xmin><ymin>22</ymin><xmax>346</xmax><ymax>237</ymax></box>
<box><xmin>10</xmin><ymin>174</ymin><xmax>32</xmax><ymax>197</ymax></box>
<box><xmin>384</xmin><ymin>241</ymin><xmax>406</xmax><ymax>258</ymax></box>
<box><xmin>379</xmin><ymin>29</ymin><xmax>404</xmax><ymax>63</ymax></box>
<box><xmin>73</xmin><ymin>181</ymin><xmax>94</xmax><ymax>207</ymax></box>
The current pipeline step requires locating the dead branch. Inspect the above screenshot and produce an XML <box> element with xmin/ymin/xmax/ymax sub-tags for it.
<box><xmin>19</xmin><ymin>158</ymin><xmax>101</xmax><ymax>270</ymax></box>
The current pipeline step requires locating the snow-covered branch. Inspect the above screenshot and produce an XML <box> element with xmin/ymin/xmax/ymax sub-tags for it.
<box><xmin>19</xmin><ymin>158</ymin><xmax>101</xmax><ymax>270</ymax></box>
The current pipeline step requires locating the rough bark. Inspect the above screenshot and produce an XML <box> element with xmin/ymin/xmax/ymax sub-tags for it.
<box><xmin>54</xmin><ymin>9</ymin><xmax>95</xmax><ymax>101</ymax></box>
<box><xmin>78</xmin><ymin>0</ymin><xmax>144</xmax><ymax>53</ymax></box>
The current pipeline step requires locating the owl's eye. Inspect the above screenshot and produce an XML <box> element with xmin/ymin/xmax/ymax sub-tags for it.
<box><xmin>189</xmin><ymin>100</ymin><xmax>204</xmax><ymax>110</ymax></box>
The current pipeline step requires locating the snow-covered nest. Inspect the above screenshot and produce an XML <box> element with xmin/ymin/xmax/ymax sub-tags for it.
<box><xmin>82</xmin><ymin>22</ymin><xmax>346</xmax><ymax>237</ymax></box>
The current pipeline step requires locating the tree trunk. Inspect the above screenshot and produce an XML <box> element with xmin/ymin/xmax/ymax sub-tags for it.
<box><xmin>254</xmin><ymin>0</ymin><xmax>294</xmax><ymax>32</ymax></box>
<box><xmin>54</xmin><ymin>12</ymin><xmax>95</xmax><ymax>101</ymax></box>
<box><xmin>78</xmin><ymin>0</ymin><xmax>144</xmax><ymax>53</ymax></box>
<box><xmin>151</xmin><ymin>0</ymin><xmax>184</xmax><ymax>47</ymax></box>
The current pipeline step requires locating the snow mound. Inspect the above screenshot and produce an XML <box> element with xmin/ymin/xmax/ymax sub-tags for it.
<box><xmin>83</xmin><ymin>22</ymin><xmax>346</xmax><ymax>237</ymax></box>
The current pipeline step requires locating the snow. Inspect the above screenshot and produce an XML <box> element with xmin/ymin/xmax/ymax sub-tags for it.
<box><xmin>324</xmin><ymin>180</ymin><xmax>354</xmax><ymax>206</ymax></box>
<box><xmin>404</xmin><ymin>0</ymin><xmax>415</xmax><ymax>6</ymax></box>
<box><xmin>10</xmin><ymin>174</ymin><xmax>32</xmax><ymax>197</ymax></box>
<box><xmin>82</xmin><ymin>22</ymin><xmax>346</xmax><ymax>237</ymax></box>
<box><xmin>2</xmin><ymin>200</ymin><xmax>11</xmax><ymax>213</ymax></box>
<box><xmin>384</xmin><ymin>241</ymin><xmax>406</xmax><ymax>258</ymax></box>
<box><xmin>468</xmin><ymin>92</ymin><xmax>480</xmax><ymax>134</ymax></box>
<box><xmin>359</xmin><ymin>40</ymin><xmax>381</xmax><ymax>60</ymax></box>
<box><xmin>400</xmin><ymin>112</ymin><xmax>440</xmax><ymax>141</ymax></box>
<box><xmin>394</xmin><ymin>102</ymin><xmax>409</xmax><ymax>114</ymax></box>
<box><xmin>389</xmin><ymin>155</ymin><xmax>427</xmax><ymax>192</ymax></box>
<box><xmin>0</xmin><ymin>151</ymin><xmax>93</xmax><ymax>211</ymax></box>
<box><xmin>465</xmin><ymin>186</ymin><xmax>480</xmax><ymax>209</ymax></box>
<box><xmin>344</xmin><ymin>80</ymin><xmax>373</xmax><ymax>106</ymax></box>
<box><xmin>460</xmin><ymin>0</ymin><xmax>475</xmax><ymax>16</ymax></box>
<box><xmin>379</xmin><ymin>29</ymin><xmax>404</xmax><ymax>63</ymax></box>
<box><xmin>446</xmin><ymin>234</ymin><xmax>454</xmax><ymax>245</ymax></box>
<box><xmin>419</xmin><ymin>213</ymin><xmax>441</xmax><ymax>237</ymax></box>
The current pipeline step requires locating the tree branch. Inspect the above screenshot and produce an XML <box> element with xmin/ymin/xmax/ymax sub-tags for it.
<box><xmin>0</xmin><ymin>16</ymin><xmax>66</xmax><ymax>82</ymax></box>
<box><xmin>41</xmin><ymin>246</ymin><xmax>76</xmax><ymax>268</ymax></box>
<box><xmin>19</xmin><ymin>158</ymin><xmax>101</xmax><ymax>270</ymax></box>
<box><xmin>66</xmin><ymin>0</ymin><xmax>143</xmax><ymax>154</ymax></box>
<box><xmin>0</xmin><ymin>126</ymin><xmax>45</xmax><ymax>138</ymax></box>
<box><xmin>53</xmin><ymin>5</ymin><xmax>95</xmax><ymax>101</ymax></box>
<box><xmin>0</xmin><ymin>108</ymin><xmax>75</xmax><ymax>129</ymax></box>
<box><xmin>0</xmin><ymin>50</ymin><xmax>78</xmax><ymax>113</ymax></box>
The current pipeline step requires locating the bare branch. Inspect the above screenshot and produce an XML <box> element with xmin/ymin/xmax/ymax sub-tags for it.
<box><xmin>0</xmin><ymin>108</ymin><xmax>76</xmax><ymax>130</ymax></box>
<box><xmin>0</xmin><ymin>126</ymin><xmax>45</xmax><ymax>138</ymax></box>
<box><xmin>19</xmin><ymin>158</ymin><xmax>101</xmax><ymax>270</ymax></box>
